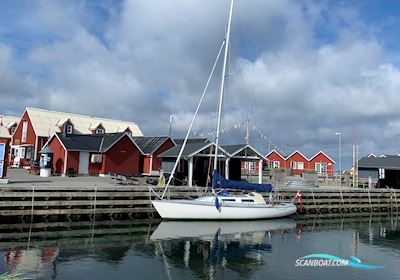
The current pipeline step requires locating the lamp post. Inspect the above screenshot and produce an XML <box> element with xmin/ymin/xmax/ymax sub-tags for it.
<box><xmin>335</xmin><ymin>132</ymin><xmax>342</xmax><ymax>188</ymax></box>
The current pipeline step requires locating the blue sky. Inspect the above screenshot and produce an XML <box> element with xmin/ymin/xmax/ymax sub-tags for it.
<box><xmin>1</xmin><ymin>0</ymin><xmax>400</xmax><ymax>168</ymax></box>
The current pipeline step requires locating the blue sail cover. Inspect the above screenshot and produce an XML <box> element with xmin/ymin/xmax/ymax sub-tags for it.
<box><xmin>212</xmin><ymin>170</ymin><xmax>272</xmax><ymax>192</ymax></box>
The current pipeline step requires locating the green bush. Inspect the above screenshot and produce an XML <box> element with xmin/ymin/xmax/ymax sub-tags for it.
<box><xmin>273</xmin><ymin>168</ymin><xmax>286</xmax><ymax>172</ymax></box>
<box><xmin>0</xmin><ymin>273</ymin><xmax>29</xmax><ymax>280</ymax></box>
<box><xmin>303</xmin><ymin>169</ymin><xmax>317</xmax><ymax>174</ymax></box>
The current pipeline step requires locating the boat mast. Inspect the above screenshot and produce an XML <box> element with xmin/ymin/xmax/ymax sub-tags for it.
<box><xmin>214</xmin><ymin>0</ymin><xmax>234</xmax><ymax>171</ymax></box>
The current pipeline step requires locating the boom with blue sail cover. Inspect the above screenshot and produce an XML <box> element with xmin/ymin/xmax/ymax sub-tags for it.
<box><xmin>212</xmin><ymin>171</ymin><xmax>272</xmax><ymax>192</ymax></box>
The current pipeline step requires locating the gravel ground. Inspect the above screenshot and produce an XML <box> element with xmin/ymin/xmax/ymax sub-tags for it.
<box><xmin>2</xmin><ymin>168</ymin><xmax>150</xmax><ymax>188</ymax></box>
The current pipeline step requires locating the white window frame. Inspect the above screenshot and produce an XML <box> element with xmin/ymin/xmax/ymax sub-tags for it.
<box><xmin>269</xmin><ymin>161</ymin><xmax>280</xmax><ymax>169</ymax></box>
<box><xmin>22</xmin><ymin>121</ymin><xmax>28</xmax><ymax>142</ymax></box>
<box><xmin>245</xmin><ymin>161</ymin><xmax>255</xmax><ymax>172</ymax></box>
<box><xmin>315</xmin><ymin>162</ymin><xmax>327</xmax><ymax>175</ymax></box>
<box><xmin>297</xmin><ymin>162</ymin><xmax>304</xmax><ymax>170</ymax></box>
<box><xmin>66</xmin><ymin>125</ymin><xmax>73</xmax><ymax>134</ymax></box>
<box><xmin>10</xmin><ymin>126</ymin><xmax>16</xmax><ymax>135</ymax></box>
<box><xmin>291</xmin><ymin>161</ymin><xmax>297</xmax><ymax>169</ymax></box>
<box><xmin>19</xmin><ymin>147</ymin><xmax>26</xmax><ymax>159</ymax></box>
<box><xmin>14</xmin><ymin>149</ymin><xmax>19</xmax><ymax>158</ymax></box>
<box><xmin>96</xmin><ymin>128</ymin><xmax>105</xmax><ymax>134</ymax></box>
<box><xmin>25</xmin><ymin>147</ymin><xmax>32</xmax><ymax>160</ymax></box>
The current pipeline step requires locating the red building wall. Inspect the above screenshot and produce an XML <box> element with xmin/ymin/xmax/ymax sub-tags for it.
<box><xmin>89</xmin><ymin>153</ymin><xmax>102</xmax><ymax>176</ymax></box>
<box><xmin>151</xmin><ymin>139</ymin><xmax>175</xmax><ymax>173</ymax></box>
<box><xmin>48</xmin><ymin>137</ymin><xmax>66</xmax><ymax>175</ymax></box>
<box><xmin>100</xmin><ymin>136</ymin><xmax>140</xmax><ymax>175</ymax></box>
<box><xmin>286</xmin><ymin>152</ymin><xmax>309</xmax><ymax>176</ymax></box>
<box><xmin>267</xmin><ymin>151</ymin><xmax>286</xmax><ymax>169</ymax></box>
<box><xmin>12</xmin><ymin>111</ymin><xmax>36</xmax><ymax>147</ymax></box>
<box><xmin>142</xmin><ymin>155</ymin><xmax>151</xmax><ymax>174</ymax></box>
<box><xmin>47</xmin><ymin>137</ymin><xmax>81</xmax><ymax>176</ymax></box>
<box><xmin>11</xmin><ymin>111</ymin><xmax>37</xmax><ymax>166</ymax></box>
<box><xmin>37</xmin><ymin>137</ymin><xmax>49</xmax><ymax>158</ymax></box>
<box><xmin>66</xmin><ymin>151</ymin><xmax>80</xmax><ymax>175</ymax></box>
<box><xmin>309</xmin><ymin>152</ymin><xmax>335</xmax><ymax>176</ymax></box>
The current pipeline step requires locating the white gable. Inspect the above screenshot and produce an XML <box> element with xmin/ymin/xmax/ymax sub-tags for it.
<box><xmin>26</xmin><ymin>107</ymin><xmax>143</xmax><ymax>137</ymax></box>
<box><xmin>0</xmin><ymin>115</ymin><xmax>20</xmax><ymax>138</ymax></box>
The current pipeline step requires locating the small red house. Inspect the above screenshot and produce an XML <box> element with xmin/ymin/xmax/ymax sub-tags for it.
<box><xmin>266</xmin><ymin>149</ymin><xmax>335</xmax><ymax>176</ymax></box>
<box><xmin>132</xmin><ymin>136</ymin><xmax>176</xmax><ymax>175</ymax></box>
<box><xmin>43</xmin><ymin>132</ymin><xmax>143</xmax><ymax>176</ymax></box>
<box><xmin>266</xmin><ymin>150</ymin><xmax>286</xmax><ymax>169</ymax></box>
<box><xmin>286</xmin><ymin>150</ymin><xmax>309</xmax><ymax>176</ymax></box>
<box><xmin>11</xmin><ymin>107</ymin><xmax>143</xmax><ymax>167</ymax></box>
<box><xmin>309</xmin><ymin>151</ymin><xmax>335</xmax><ymax>176</ymax></box>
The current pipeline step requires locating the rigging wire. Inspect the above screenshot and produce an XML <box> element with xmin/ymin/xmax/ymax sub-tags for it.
<box><xmin>161</xmin><ymin>40</ymin><xmax>226</xmax><ymax>199</ymax></box>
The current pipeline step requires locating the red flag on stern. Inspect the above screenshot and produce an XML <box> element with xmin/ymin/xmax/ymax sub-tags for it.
<box><xmin>294</xmin><ymin>190</ymin><xmax>303</xmax><ymax>210</ymax></box>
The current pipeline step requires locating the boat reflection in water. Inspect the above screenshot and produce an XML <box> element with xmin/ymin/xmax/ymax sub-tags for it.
<box><xmin>150</xmin><ymin>219</ymin><xmax>297</xmax><ymax>278</ymax></box>
<box><xmin>151</xmin><ymin>219</ymin><xmax>297</xmax><ymax>241</ymax></box>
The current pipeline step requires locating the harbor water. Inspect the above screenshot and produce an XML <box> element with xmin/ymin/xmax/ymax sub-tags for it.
<box><xmin>0</xmin><ymin>214</ymin><xmax>399</xmax><ymax>280</ymax></box>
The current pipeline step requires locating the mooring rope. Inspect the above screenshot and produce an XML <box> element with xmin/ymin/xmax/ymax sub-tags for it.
<box><xmin>367</xmin><ymin>188</ymin><xmax>372</xmax><ymax>212</ymax></box>
<box><xmin>30</xmin><ymin>185</ymin><xmax>35</xmax><ymax>218</ymax></box>
<box><xmin>93</xmin><ymin>186</ymin><xmax>97</xmax><ymax>218</ymax></box>
<box><xmin>27</xmin><ymin>185</ymin><xmax>35</xmax><ymax>250</ymax></box>
<box><xmin>311</xmin><ymin>190</ymin><xmax>319</xmax><ymax>213</ymax></box>
<box><xmin>386</xmin><ymin>186</ymin><xmax>397</xmax><ymax>212</ymax></box>
<box><xmin>393</xmin><ymin>188</ymin><xmax>398</xmax><ymax>212</ymax></box>
<box><xmin>148</xmin><ymin>187</ymin><xmax>154</xmax><ymax>218</ymax></box>
<box><xmin>339</xmin><ymin>188</ymin><xmax>344</xmax><ymax>211</ymax></box>
<box><xmin>148</xmin><ymin>185</ymin><xmax>163</xmax><ymax>200</ymax></box>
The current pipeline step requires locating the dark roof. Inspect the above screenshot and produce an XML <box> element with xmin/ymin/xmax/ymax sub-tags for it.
<box><xmin>55</xmin><ymin>132</ymin><xmax>129</xmax><ymax>153</ymax></box>
<box><xmin>41</xmin><ymin>146</ymin><xmax>54</xmax><ymax>154</ymax></box>
<box><xmin>158</xmin><ymin>142</ymin><xmax>210</xmax><ymax>158</ymax></box>
<box><xmin>221</xmin><ymin>144</ymin><xmax>246</xmax><ymax>155</ymax></box>
<box><xmin>358</xmin><ymin>155</ymin><xmax>400</xmax><ymax>170</ymax></box>
<box><xmin>99</xmin><ymin>133</ymin><xmax>127</xmax><ymax>152</ymax></box>
<box><xmin>174</xmin><ymin>138</ymin><xmax>209</xmax><ymax>145</ymax></box>
<box><xmin>132</xmin><ymin>136</ymin><xmax>172</xmax><ymax>154</ymax></box>
<box><xmin>222</xmin><ymin>144</ymin><xmax>266</xmax><ymax>159</ymax></box>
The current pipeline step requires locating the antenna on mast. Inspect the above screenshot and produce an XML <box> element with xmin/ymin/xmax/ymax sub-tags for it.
<box><xmin>168</xmin><ymin>115</ymin><xmax>173</xmax><ymax>137</ymax></box>
<box><xmin>245</xmin><ymin>119</ymin><xmax>250</xmax><ymax>145</ymax></box>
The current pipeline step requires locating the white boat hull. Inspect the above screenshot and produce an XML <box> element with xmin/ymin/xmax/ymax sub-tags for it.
<box><xmin>152</xmin><ymin>199</ymin><xmax>297</xmax><ymax>220</ymax></box>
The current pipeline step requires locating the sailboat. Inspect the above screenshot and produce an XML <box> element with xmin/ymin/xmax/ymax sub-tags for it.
<box><xmin>152</xmin><ymin>0</ymin><xmax>298</xmax><ymax>220</ymax></box>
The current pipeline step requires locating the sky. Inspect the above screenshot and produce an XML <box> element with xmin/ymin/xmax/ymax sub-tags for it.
<box><xmin>1</xmin><ymin>0</ymin><xmax>400</xmax><ymax>169</ymax></box>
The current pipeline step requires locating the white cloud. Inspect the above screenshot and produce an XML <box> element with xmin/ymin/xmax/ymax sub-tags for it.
<box><xmin>1</xmin><ymin>0</ymin><xmax>400</xmax><ymax>166</ymax></box>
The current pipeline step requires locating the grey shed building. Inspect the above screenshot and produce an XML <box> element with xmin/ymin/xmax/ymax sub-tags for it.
<box><xmin>158</xmin><ymin>142</ymin><xmax>265</xmax><ymax>187</ymax></box>
<box><xmin>358</xmin><ymin>154</ymin><xmax>400</xmax><ymax>189</ymax></box>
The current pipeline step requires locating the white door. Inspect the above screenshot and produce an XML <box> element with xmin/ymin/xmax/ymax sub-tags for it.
<box><xmin>78</xmin><ymin>152</ymin><xmax>90</xmax><ymax>175</ymax></box>
<box><xmin>13</xmin><ymin>147</ymin><xmax>25</xmax><ymax>167</ymax></box>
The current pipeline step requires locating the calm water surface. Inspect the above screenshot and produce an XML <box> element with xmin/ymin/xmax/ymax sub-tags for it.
<box><xmin>0</xmin><ymin>214</ymin><xmax>399</xmax><ymax>280</ymax></box>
